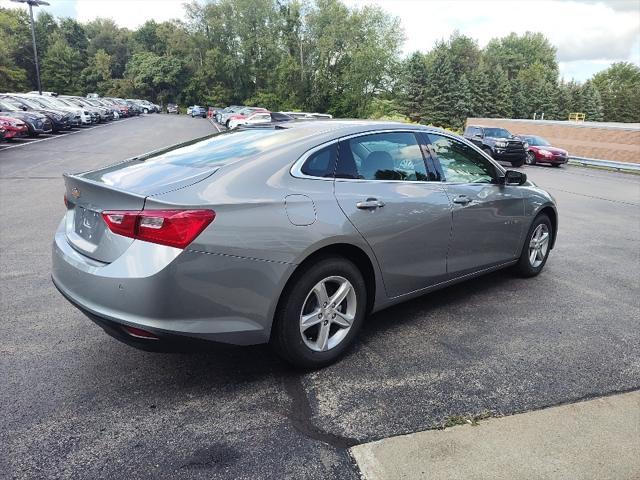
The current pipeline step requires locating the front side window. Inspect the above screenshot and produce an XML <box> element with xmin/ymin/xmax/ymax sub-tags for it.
<box><xmin>337</xmin><ymin>132</ymin><xmax>428</xmax><ymax>181</ymax></box>
<box><xmin>427</xmin><ymin>134</ymin><xmax>496</xmax><ymax>184</ymax></box>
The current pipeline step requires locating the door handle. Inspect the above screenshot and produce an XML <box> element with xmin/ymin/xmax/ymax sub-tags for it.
<box><xmin>452</xmin><ymin>195</ymin><xmax>472</xmax><ymax>205</ymax></box>
<box><xmin>356</xmin><ymin>198</ymin><xmax>385</xmax><ymax>209</ymax></box>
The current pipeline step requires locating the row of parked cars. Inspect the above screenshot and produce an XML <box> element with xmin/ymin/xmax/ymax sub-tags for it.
<box><xmin>0</xmin><ymin>92</ymin><xmax>159</xmax><ymax>142</ymax></box>
<box><xmin>463</xmin><ymin>124</ymin><xmax>569</xmax><ymax>167</ymax></box>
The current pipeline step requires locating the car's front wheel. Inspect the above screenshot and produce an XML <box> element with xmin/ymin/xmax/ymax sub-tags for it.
<box><xmin>511</xmin><ymin>157</ymin><xmax>526</xmax><ymax>167</ymax></box>
<box><xmin>513</xmin><ymin>214</ymin><xmax>553</xmax><ymax>277</ymax></box>
<box><xmin>271</xmin><ymin>256</ymin><xmax>367</xmax><ymax>369</ymax></box>
<box><xmin>525</xmin><ymin>151</ymin><xmax>536</xmax><ymax>165</ymax></box>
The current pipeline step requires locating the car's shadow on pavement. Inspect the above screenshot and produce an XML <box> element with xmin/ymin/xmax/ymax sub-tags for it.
<box><xmin>93</xmin><ymin>268</ymin><xmax>516</xmax><ymax>389</ymax></box>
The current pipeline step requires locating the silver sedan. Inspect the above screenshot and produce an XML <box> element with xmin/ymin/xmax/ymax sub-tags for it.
<box><xmin>52</xmin><ymin>121</ymin><xmax>558</xmax><ymax>368</ymax></box>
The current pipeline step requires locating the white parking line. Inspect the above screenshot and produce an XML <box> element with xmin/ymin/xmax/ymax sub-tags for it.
<box><xmin>0</xmin><ymin>117</ymin><xmax>139</xmax><ymax>152</ymax></box>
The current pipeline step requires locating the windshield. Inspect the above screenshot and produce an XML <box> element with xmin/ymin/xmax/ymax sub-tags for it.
<box><xmin>525</xmin><ymin>136</ymin><xmax>550</xmax><ymax>146</ymax></box>
<box><xmin>484</xmin><ymin>128</ymin><xmax>512</xmax><ymax>138</ymax></box>
<box><xmin>12</xmin><ymin>97</ymin><xmax>42</xmax><ymax>109</ymax></box>
<box><xmin>24</xmin><ymin>97</ymin><xmax>51</xmax><ymax>108</ymax></box>
<box><xmin>0</xmin><ymin>100</ymin><xmax>20</xmax><ymax>111</ymax></box>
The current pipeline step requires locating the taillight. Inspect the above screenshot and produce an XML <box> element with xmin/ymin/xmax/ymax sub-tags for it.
<box><xmin>101</xmin><ymin>209</ymin><xmax>215</xmax><ymax>249</ymax></box>
<box><xmin>63</xmin><ymin>194</ymin><xmax>68</xmax><ymax>208</ymax></box>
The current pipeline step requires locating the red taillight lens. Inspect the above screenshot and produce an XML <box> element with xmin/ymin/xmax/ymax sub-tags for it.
<box><xmin>101</xmin><ymin>209</ymin><xmax>215</xmax><ymax>249</ymax></box>
<box><xmin>122</xmin><ymin>325</ymin><xmax>158</xmax><ymax>339</ymax></box>
<box><xmin>63</xmin><ymin>194</ymin><xmax>68</xmax><ymax>208</ymax></box>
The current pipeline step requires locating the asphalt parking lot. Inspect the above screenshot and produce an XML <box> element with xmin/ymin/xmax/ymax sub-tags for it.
<box><xmin>1</xmin><ymin>114</ymin><xmax>638</xmax><ymax>479</ymax></box>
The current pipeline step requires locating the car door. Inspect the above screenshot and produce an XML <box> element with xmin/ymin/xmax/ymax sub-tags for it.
<box><xmin>333</xmin><ymin>131</ymin><xmax>451</xmax><ymax>298</ymax></box>
<box><xmin>424</xmin><ymin>132</ymin><xmax>525</xmax><ymax>276</ymax></box>
<box><xmin>467</xmin><ymin>127</ymin><xmax>484</xmax><ymax>148</ymax></box>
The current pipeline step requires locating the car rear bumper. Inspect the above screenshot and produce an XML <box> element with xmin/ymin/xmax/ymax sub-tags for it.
<box><xmin>51</xmin><ymin>219</ymin><xmax>293</xmax><ymax>347</ymax></box>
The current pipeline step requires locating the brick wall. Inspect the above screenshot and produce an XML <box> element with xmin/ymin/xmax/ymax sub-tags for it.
<box><xmin>466</xmin><ymin>118</ymin><xmax>640</xmax><ymax>164</ymax></box>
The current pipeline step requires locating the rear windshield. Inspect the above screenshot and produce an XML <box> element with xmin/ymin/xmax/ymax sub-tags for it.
<box><xmin>483</xmin><ymin>128</ymin><xmax>512</xmax><ymax>138</ymax></box>
<box><xmin>83</xmin><ymin>127</ymin><xmax>304</xmax><ymax>181</ymax></box>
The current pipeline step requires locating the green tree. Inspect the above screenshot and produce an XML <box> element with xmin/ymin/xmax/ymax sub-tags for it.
<box><xmin>81</xmin><ymin>49</ymin><xmax>113</xmax><ymax>94</ymax></box>
<box><xmin>41</xmin><ymin>33</ymin><xmax>83</xmax><ymax>94</ymax></box>
<box><xmin>591</xmin><ymin>62</ymin><xmax>640</xmax><ymax>122</ymax></box>
<box><xmin>486</xmin><ymin>66</ymin><xmax>512</xmax><ymax>118</ymax></box>
<box><xmin>484</xmin><ymin>32</ymin><xmax>558</xmax><ymax>82</ymax></box>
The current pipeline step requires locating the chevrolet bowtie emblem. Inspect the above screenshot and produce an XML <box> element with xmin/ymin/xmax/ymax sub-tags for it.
<box><xmin>71</xmin><ymin>187</ymin><xmax>80</xmax><ymax>199</ymax></box>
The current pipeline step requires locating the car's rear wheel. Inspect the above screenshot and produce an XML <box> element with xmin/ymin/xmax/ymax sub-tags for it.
<box><xmin>513</xmin><ymin>214</ymin><xmax>552</xmax><ymax>277</ymax></box>
<box><xmin>271</xmin><ymin>256</ymin><xmax>366</xmax><ymax>369</ymax></box>
<box><xmin>552</xmin><ymin>163</ymin><xmax>562</xmax><ymax>168</ymax></box>
<box><xmin>525</xmin><ymin>151</ymin><xmax>536</xmax><ymax>165</ymax></box>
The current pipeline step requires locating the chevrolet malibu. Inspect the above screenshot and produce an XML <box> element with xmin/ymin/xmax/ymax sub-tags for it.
<box><xmin>52</xmin><ymin>121</ymin><xmax>558</xmax><ymax>368</ymax></box>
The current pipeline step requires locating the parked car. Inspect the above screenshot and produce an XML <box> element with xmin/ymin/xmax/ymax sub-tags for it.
<box><xmin>52</xmin><ymin>121</ymin><xmax>558</xmax><ymax>368</ymax></box>
<box><xmin>464</xmin><ymin>125</ymin><xmax>527</xmax><ymax>167</ymax></box>
<box><xmin>0</xmin><ymin>98</ymin><xmax>53</xmax><ymax>136</ymax></box>
<box><xmin>228</xmin><ymin>111</ymin><xmax>272</xmax><ymax>129</ymax></box>
<box><xmin>167</xmin><ymin>104</ymin><xmax>179</xmax><ymax>114</ymax></box>
<box><xmin>24</xmin><ymin>94</ymin><xmax>90</xmax><ymax>126</ymax></box>
<box><xmin>281</xmin><ymin>111</ymin><xmax>333</xmax><ymax>119</ymax></box>
<box><xmin>130</xmin><ymin>99</ymin><xmax>158</xmax><ymax>113</ymax></box>
<box><xmin>2</xmin><ymin>94</ymin><xmax>72</xmax><ymax>132</ymax></box>
<box><xmin>216</xmin><ymin>105</ymin><xmax>243</xmax><ymax>125</ymax></box>
<box><xmin>61</xmin><ymin>97</ymin><xmax>102</xmax><ymax>123</ymax></box>
<box><xmin>190</xmin><ymin>105</ymin><xmax>207</xmax><ymax>118</ymax></box>
<box><xmin>0</xmin><ymin>115</ymin><xmax>28</xmax><ymax>139</ymax></box>
<box><xmin>519</xmin><ymin>135</ymin><xmax>569</xmax><ymax>167</ymax></box>
<box><xmin>225</xmin><ymin>107</ymin><xmax>268</xmax><ymax>128</ymax></box>
<box><xmin>103</xmin><ymin>98</ymin><xmax>130</xmax><ymax>118</ymax></box>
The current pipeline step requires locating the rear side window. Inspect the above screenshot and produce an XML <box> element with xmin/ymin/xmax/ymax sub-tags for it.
<box><xmin>336</xmin><ymin>132</ymin><xmax>429</xmax><ymax>181</ymax></box>
<box><xmin>301</xmin><ymin>144</ymin><xmax>337</xmax><ymax>177</ymax></box>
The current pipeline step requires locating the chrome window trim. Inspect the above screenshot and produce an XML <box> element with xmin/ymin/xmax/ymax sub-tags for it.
<box><xmin>290</xmin><ymin>128</ymin><xmax>436</xmax><ymax>182</ymax></box>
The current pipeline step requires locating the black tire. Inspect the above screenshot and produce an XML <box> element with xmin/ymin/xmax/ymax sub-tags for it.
<box><xmin>511</xmin><ymin>157</ymin><xmax>526</xmax><ymax>168</ymax></box>
<box><xmin>513</xmin><ymin>214</ymin><xmax>553</xmax><ymax>278</ymax></box>
<box><xmin>525</xmin><ymin>151</ymin><xmax>536</xmax><ymax>166</ymax></box>
<box><xmin>225</xmin><ymin>120</ymin><xmax>231</xmax><ymax>128</ymax></box>
<box><xmin>552</xmin><ymin>163</ymin><xmax>562</xmax><ymax>168</ymax></box>
<box><xmin>270</xmin><ymin>256</ymin><xmax>367</xmax><ymax>369</ymax></box>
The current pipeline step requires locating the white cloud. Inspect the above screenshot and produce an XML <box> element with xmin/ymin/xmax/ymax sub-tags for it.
<box><xmin>346</xmin><ymin>0</ymin><xmax>640</xmax><ymax>80</ymax></box>
<box><xmin>74</xmin><ymin>0</ymin><xmax>185</xmax><ymax>28</ymax></box>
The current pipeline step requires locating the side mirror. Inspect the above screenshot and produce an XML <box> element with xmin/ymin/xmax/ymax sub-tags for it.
<box><xmin>474</xmin><ymin>132</ymin><xmax>483</xmax><ymax>138</ymax></box>
<box><xmin>503</xmin><ymin>170</ymin><xmax>527</xmax><ymax>185</ymax></box>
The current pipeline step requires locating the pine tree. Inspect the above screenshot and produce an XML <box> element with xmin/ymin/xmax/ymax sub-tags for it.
<box><xmin>41</xmin><ymin>33</ymin><xmax>83</xmax><ymax>94</ymax></box>
<box><xmin>469</xmin><ymin>68</ymin><xmax>490</xmax><ymax>118</ymax></box>
<box><xmin>580</xmin><ymin>81</ymin><xmax>604</xmax><ymax>121</ymax></box>
<box><xmin>402</xmin><ymin>52</ymin><xmax>427</xmax><ymax>122</ymax></box>
<box><xmin>421</xmin><ymin>51</ymin><xmax>455</xmax><ymax>128</ymax></box>
<box><xmin>451</xmin><ymin>73</ymin><xmax>472</xmax><ymax>129</ymax></box>
<box><xmin>509</xmin><ymin>78</ymin><xmax>527</xmax><ymax>118</ymax></box>
<box><xmin>486</xmin><ymin>67</ymin><xmax>512</xmax><ymax>118</ymax></box>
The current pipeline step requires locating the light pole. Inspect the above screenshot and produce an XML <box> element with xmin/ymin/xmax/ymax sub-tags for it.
<box><xmin>11</xmin><ymin>0</ymin><xmax>50</xmax><ymax>95</ymax></box>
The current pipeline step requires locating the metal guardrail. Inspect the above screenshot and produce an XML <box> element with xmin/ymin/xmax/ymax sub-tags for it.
<box><xmin>569</xmin><ymin>156</ymin><xmax>640</xmax><ymax>172</ymax></box>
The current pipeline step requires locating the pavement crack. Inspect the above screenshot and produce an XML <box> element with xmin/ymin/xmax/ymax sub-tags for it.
<box><xmin>282</xmin><ymin>373</ymin><xmax>359</xmax><ymax>449</ymax></box>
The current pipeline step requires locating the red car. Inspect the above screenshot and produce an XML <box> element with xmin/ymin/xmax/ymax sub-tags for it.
<box><xmin>225</xmin><ymin>107</ymin><xmax>269</xmax><ymax>128</ymax></box>
<box><xmin>0</xmin><ymin>115</ymin><xmax>29</xmax><ymax>140</ymax></box>
<box><xmin>520</xmin><ymin>135</ymin><xmax>569</xmax><ymax>167</ymax></box>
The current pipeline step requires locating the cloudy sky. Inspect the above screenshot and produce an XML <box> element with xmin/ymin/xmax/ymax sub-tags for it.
<box><xmin>3</xmin><ymin>0</ymin><xmax>639</xmax><ymax>81</ymax></box>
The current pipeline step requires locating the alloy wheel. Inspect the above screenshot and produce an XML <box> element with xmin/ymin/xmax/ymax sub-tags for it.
<box><xmin>299</xmin><ymin>276</ymin><xmax>357</xmax><ymax>352</ymax></box>
<box><xmin>525</xmin><ymin>152</ymin><xmax>536</xmax><ymax>165</ymax></box>
<box><xmin>529</xmin><ymin>223</ymin><xmax>550</xmax><ymax>268</ymax></box>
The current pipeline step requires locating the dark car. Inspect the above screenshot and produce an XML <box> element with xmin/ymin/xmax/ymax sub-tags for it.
<box><xmin>464</xmin><ymin>125</ymin><xmax>527</xmax><ymax>167</ymax></box>
<box><xmin>0</xmin><ymin>99</ymin><xmax>53</xmax><ymax>136</ymax></box>
<box><xmin>519</xmin><ymin>135</ymin><xmax>569</xmax><ymax>167</ymax></box>
<box><xmin>167</xmin><ymin>103</ymin><xmax>179</xmax><ymax>114</ymax></box>
<box><xmin>1</xmin><ymin>94</ymin><xmax>72</xmax><ymax>132</ymax></box>
<box><xmin>61</xmin><ymin>97</ymin><xmax>102</xmax><ymax>123</ymax></box>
